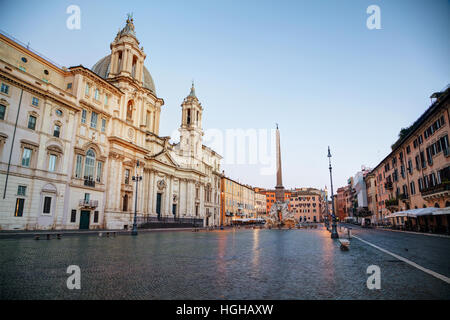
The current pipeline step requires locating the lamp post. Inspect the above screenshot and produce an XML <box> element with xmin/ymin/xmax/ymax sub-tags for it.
<box><xmin>131</xmin><ymin>160</ymin><xmax>142</xmax><ymax>236</ymax></box>
<box><xmin>328</xmin><ymin>147</ymin><xmax>339</xmax><ymax>239</ymax></box>
<box><xmin>324</xmin><ymin>188</ymin><xmax>330</xmax><ymax>229</ymax></box>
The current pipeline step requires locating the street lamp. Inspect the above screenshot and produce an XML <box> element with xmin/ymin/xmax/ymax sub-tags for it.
<box><xmin>324</xmin><ymin>188</ymin><xmax>330</xmax><ymax>229</ymax></box>
<box><xmin>328</xmin><ymin>146</ymin><xmax>339</xmax><ymax>239</ymax></box>
<box><xmin>131</xmin><ymin>160</ymin><xmax>143</xmax><ymax>236</ymax></box>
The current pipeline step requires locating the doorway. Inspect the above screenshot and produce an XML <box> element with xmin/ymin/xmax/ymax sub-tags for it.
<box><xmin>79</xmin><ymin>210</ymin><xmax>90</xmax><ymax>229</ymax></box>
<box><xmin>156</xmin><ymin>193</ymin><xmax>162</xmax><ymax>220</ymax></box>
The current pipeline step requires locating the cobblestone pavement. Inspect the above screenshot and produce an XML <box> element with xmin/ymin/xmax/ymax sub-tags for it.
<box><xmin>0</xmin><ymin>226</ymin><xmax>449</xmax><ymax>299</ymax></box>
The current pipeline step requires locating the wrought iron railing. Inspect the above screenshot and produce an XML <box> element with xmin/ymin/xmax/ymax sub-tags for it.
<box><xmin>421</xmin><ymin>182</ymin><xmax>450</xmax><ymax>197</ymax></box>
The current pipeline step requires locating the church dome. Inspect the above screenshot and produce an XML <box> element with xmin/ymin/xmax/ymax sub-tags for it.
<box><xmin>91</xmin><ymin>54</ymin><xmax>156</xmax><ymax>94</ymax></box>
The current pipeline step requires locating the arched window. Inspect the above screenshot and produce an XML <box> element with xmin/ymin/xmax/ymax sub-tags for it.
<box><xmin>187</xmin><ymin>109</ymin><xmax>191</xmax><ymax>125</ymax></box>
<box><xmin>117</xmin><ymin>51</ymin><xmax>122</xmax><ymax>73</ymax></box>
<box><xmin>84</xmin><ymin>149</ymin><xmax>96</xmax><ymax>179</ymax></box>
<box><xmin>446</xmin><ymin>201</ymin><xmax>450</xmax><ymax>208</ymax></box>
<box><xmin>126</xmin><ymin>100</ymin><xmax>133</xmax><ymax>120</ymax></box>
<box><xmin>434</xmin><ymin>203</ymin><xmax>440</xmax><ymax>208</ymax></box>
<box><xmin>131</xmin><ymin>56</ymin><xmax>137</xmax><ymax>78</ymax></box>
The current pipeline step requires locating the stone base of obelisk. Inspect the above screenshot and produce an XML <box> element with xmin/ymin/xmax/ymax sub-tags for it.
<box><xmin>265</xmin><ymin>201</ymin><xmax>296</xmax><ymax>229</ymax></box>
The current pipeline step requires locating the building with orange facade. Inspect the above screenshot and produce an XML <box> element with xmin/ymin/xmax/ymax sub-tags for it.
<box><xmin>336</xmin><ymin>186</ymin><xmax>349</xmax><ymax>221</ymax></box>
<box><xmin>369</xmin><ymin>87</ymin><xmax>450</xmax><ymax>232</ymax></box>
<box><xmin>371</xmin><ymin>87</ymin><xmax>449</xmax><ymax>218</ymax></box>
<box><xmin>255</xmin><ymin>188</ymin><xmax>291</xmax><ymax>214</ymax></box>
<box><xmin>290</xmin><ymin>188</ymin><xmax>323</xmax><ymax>223</ymax></box>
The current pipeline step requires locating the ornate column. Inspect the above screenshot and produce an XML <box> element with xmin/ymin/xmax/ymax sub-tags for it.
<box><xmin>148</xmin><ymin>170</ymin><xmax>154</xmax><ymax>215</ymax></box>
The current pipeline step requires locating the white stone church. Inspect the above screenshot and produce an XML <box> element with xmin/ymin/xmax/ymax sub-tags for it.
<box><xmin>0</xmin><ymin>17</ymin><xmax>222</xmax><ymax>230</ymax></box>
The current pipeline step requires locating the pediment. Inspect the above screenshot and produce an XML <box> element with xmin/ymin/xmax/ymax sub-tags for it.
<box><xmin>152</xmin><ymin>150</ymin><xmax>179</xmax><ymax>167</ymax></box>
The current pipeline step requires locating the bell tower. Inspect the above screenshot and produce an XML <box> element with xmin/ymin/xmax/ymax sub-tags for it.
<box><xmin>108</xmin><ymin>14</ymin><xmax>146</xmax><ymax>84</ymax></box>
<box><xmin>179</xmin><ymin>82</ymin><xmax>203</xmax><ymax>159</ymax></box>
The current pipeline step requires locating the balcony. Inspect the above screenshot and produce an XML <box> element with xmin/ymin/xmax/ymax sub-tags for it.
<box><xmin>79</xmin><ymin>199</ymin><xmax>99</xmax><ymax>208</ymax></box>
<box><xmin>385</xmin><ymin>198</ymin><xmax>399</xmax><ymax>211</ymax></box>
<box><xmin>399</xmin><ymin>193</ymin><xmax>409</xmax><ymax>202</ymax></box>
<box><xmin>84</xmin><ymin>176</ymin><xmax>95</xmax><ymax>188</ymax></box>
<box><xmin>421</xmin><ymin>182</ymin><xmax>450</xmax><ymax>200</ymax></box>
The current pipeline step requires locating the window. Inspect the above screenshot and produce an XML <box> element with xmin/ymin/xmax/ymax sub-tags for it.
<box><xmin>122</xmin><ymin>194</ymin><xmax>128</xmax><ymax>211</ymax></box>
<box><xmin>402</xmin><ymin>184</ymin><xmax>408</xmax><ymax>197</ymax></box>
<box><xmin>0</xmin><ymin>104</ymin><xmax>5</xmax><ymax>120</ymax></box>
<box><xmin>410</xmin><ymin>181</ymin><xmax>416</xmax><ymax>195</ymax></box>
<box><xmin>43</xmin><ymin>196</ymin><xmax>52</xmax><ymax>214</ymax></box>
<box><xmin>48</xmin><ymin>154</ymin><xmax>57</xmax><ymax>172</ymax></box>
<box><xmin>418</xmin><ymin>178</ymin><xmax>424</xmax><ymax>191</ymax></box>
<box><xmin>22</xmin><ymin>148</ymin><xmax>32</xmax><ymax>167</ymax></box>
<box><xmin>96</xmin><ymin>161</ymin><xmax>102</xmax><ymax>183</ymax></box>
<box><xmin>126</xmin><ymin>101</ymin><xmax>133</xmax><ymax>120</ymax></box>
<box><xmin>406</xmin><ymin>145</ymin><xmax>411</xmax><ymax>154</ymax></box>
<box><xmin>81</xmin><ymin>109</ymin><xmax>87</xmax><ymax>124</ymax></box>
<box><xmin>85</xmin><ymin>83</ymin><xmax>90</xmax><ymax>95</ymax></box>
<box><xmin>94</xmin><ymin>211</ymin><xmax>99</xmax><ymax>223</ymax></box>
<box><xmin>32</xmin><ymin>97</ymin><xmax>39</xmax><ymax>107</ymax></box>
<box><xmin>101</xmin><ymin>118</ymin><xmax>106</xmax><ymax>132</ymax></box>
<box><xmin>124</xmin><ymin>169</ymin><xmax>130</xmax><ymax>184</ymax></box>
<box><xmin>104</xmin><ymin>95</ymin><xmax>108</xmax><ymax>105</ymax></box>
<box><xmin>84</xmin><ymin>149</ymin><xmax>96</xmax><ymax>179</ymax></box>
<box><xmin>420</xmin><ymin>151</ymin><xmax>426</xmax><ymax>168</ymax></box>
<box><xmin>14</xmin><ymin>198</ymin><xmax>25</xmax><ymax>217</ymax></box>
<box><xmin>1</xmin><ymin>83</ymin><xmax>9</xmax><ymax>94</ymax></box>
<box><xmin>28</xmin><ymin>115</ymin><xmax>36</xmax><ymax>130</ymax></box>
<box><xmin>70</xmin><ymin>210</ymin><xmax>77</xmax><ymax>223</ymax></box>
<box><xmin>53</xmin><ymin>124</ymin><xmax>60</xmax><ymax>138</ymax></box>
<box><xmin>90</xmin><ymin>112</ymin><xmax>98</xmax><ymax>129</ymax></box>
<box><xmin>55</xmin><ymin>109</ymin><xmax>62</xmax><ymax>116</ymax></box>
<box><xmin>94</xmin><ymin>89</ymin><xmax>99</xmax><ymax>100</ymax></box>
<box><xmin>18</xmin><ymin>185</ymin><xmax>27</xmax><ymax>196</ymax></box>
<box><xmin>131</xmin><ymin>56</ymin><xmax>137</xmax><ymax>78</ymax></box>
<box><xmin>440</xmin><ymin>135</ymin><xmax>449</xmax><ymax>152</ymax></box>
<box><xmin>75</xmin><ymin>154</ymin><xmax>83</xmax><ymax>178</ymax></box>
<box><xmin>67</xmin><ymin>83</ymin><xmax>72</xmax><ymax>90</ymax></box>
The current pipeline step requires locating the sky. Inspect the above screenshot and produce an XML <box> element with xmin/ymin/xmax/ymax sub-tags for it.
<box><xmin>0</xmin><ymin>0</ymin><xmax>449</xmax><ymax>191</ymax></box>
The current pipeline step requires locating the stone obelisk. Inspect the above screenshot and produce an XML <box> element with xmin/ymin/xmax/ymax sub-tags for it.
<box><xmin>275</xmin><ymin>124</ymin><xmax>285</xmax><ymax>202</ymax></box>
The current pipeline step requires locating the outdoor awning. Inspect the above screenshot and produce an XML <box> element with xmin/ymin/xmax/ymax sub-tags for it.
<box><xmin>386</xmin><ymin>207</ymin><xmax>450</xmax><ymax>219</ymax></box>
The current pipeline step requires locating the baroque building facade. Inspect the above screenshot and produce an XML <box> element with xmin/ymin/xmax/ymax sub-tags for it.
<box><xmin>0</xmin><ymin>18</ymin><xmax>221</xmax><ymax>230</ymax></box>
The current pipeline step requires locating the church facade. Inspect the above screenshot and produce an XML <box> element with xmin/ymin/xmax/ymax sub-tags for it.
<box><xmin>0</xmin><ymin>18</ymin><xmax>222</xmax><ymax>230</ymax></box>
